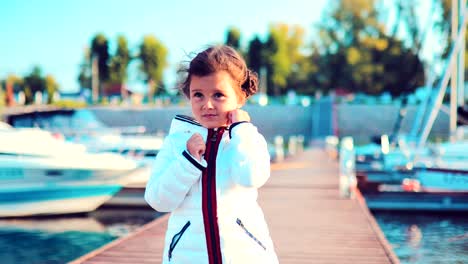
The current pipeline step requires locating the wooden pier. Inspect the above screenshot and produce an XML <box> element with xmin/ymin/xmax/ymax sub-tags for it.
<box><xmin>70</xmin><ymin>148</ymin><xmax>399</xmax><ymax>264</ymax></box>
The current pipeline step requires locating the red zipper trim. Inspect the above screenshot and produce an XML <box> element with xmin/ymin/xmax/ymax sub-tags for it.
<box><xmin>202</xmin><ymin>128</ymin><xmax>224</xmax><ymax>263</ymax></box>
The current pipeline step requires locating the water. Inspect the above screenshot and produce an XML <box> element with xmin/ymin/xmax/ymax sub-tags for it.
<box><xmin>0</xmin><ymin>209</ymin><xmax>162</xmax><ymax>264</ymax></box>
<box><xmin>373</xmin><ymin>211</ymin><xmax>468</xmax><ymax>264</ymax></box>
<box><xmin>1</xmin><ymin>209</ymin><xmax>466</xmax><ymax>263</ymax></box>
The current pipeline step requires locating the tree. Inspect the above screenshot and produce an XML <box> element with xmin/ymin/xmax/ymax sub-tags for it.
<box><xmin>138</xmin><ymin>34</ymin><xmax>168</xmax><ymax>101</ymax></box>
<box><xmin>2</xmin><ymin>75</ymin><xmax>23</xmax><ymax>106</ymax></box>
<box><xmin>436</xmin><ymin>0</ymin><xmax>452</xmax><ymax>58</ymax></box>
<box><xmin>263</xmin><ymin>24</ymin><xmax>305</xmax><ymax>96</ymax></box>
<box><xmin>316</xmin><ymin>0</ymin><xmax>383</xmax><ymax>94</ymax></box>
<box><xmin>44</xmin><ymin>75</ymin><xmax>59</xmax><ymax>104</ymax></box>
<box><xmin>109</xmin><ymin>35</ymin><xmax>131</xmax><ymax>98</ymax></box>
<box><xmin>109</xmin><ymin>35</ymin><xmax>130</xmax><ymax>84</ymax></box>
<box><xmin>78</xmin><ymin>47</ymin><xmax>91</xmax><ymax>90</ymax></box>
<box><xmin>433</xmin><ymin>0</ymin><xmax>468</xmax><ymax>77</ymax></box>
<box><xmin>302</xmin><ymin>45</ymin><xmax>323</xmax><ymax>94</ymax></box>
<box><xmin>23</xmin><ymin>66</ymin><xmax>45</xmax><ymax>104</ymax></box>
<box><xmin>90</xmin><ymin>33</ymin><xmax>110</xmax><ymax>98</ymax></box>
<box><xmin>0</xmin><ymin>82</ymin><xmax>4</xmax><ymax>107</ymax></box>
<box><xmin>247</xmin><ymin>35</ymin><xmax>264</xmax><ymax>75</ymax></box>
<box><xmin>315</xmin><ymin>0</ymin><xmax>424</xmax><ymax>96</ymax></box>
<box><xmin>287</xmin><ymin>51</ymin><xmax>318</xmax><ymax>95</ymax></box>
<box><xmin>225</xmin><ymin>27</ymin><xmax>241</xmax><ymax>50</ymax></box>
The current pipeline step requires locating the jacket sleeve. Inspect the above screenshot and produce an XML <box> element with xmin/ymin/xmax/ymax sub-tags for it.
<box><xmin>226</xmin><ymin>122</ymin><xmax>271</xmax><ymax>188</ymax></box>
<box><xmin>144</xmin><ymin>135</ymin><xmax>206</xmax><ymax>212</ymax></box>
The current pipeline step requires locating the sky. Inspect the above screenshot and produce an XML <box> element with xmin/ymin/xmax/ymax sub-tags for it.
<box><xmin>0</xmin><ymin>0</ymin><xmax>329</xmax><ymax>93</ymax></box>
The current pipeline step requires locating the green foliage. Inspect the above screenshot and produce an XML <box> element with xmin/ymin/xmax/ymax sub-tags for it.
<box><xmin>9</xmin><ymin>0</ymin><xmax>455</xmax><ymax>107</ymax></box>
<box><xmin>436</xmin><ymin>0</ymin><xmax>468</xmax><ymax>78</ymax></box>
<box><xmin>312</xmin><ymin>0</ymin><xmax>425</xmax><ymax>97</ymax></box>
<box><xmin>109</xmin><ymin>35</ymin><xmax>130</xmax><ymax>84</ymax></box>
<box><xmin>5</xmin><ymin>75</ymin><xmax>23</xmax><ymax>86</ymax></box>
<box><xmin>51</xmin><ymin>99</ymin><xmax>87</xmax><ymax>108</ymax></box>
<box><xmin>264</xmin><ymin>24</ymin><xmax>305</xmax><ymax>96</ymax></box>
<box><xmin>225</xmin><ymin>27</ymin><xmax>241</xmax><ymax>50</ymax></box>
<box><xmin>44</xmin><ymin>75</ymin><xmax>59</xmax><ymax>104</ymax></box>
<box><xmin>138</xmin><ymin>34</ymin><xmax>168</xmax><ymax>97</ymax></box>
<box><xmin>23</xmin><ymin>86</ymin><xmax>33</xmax><ymax>104</ymax></box>
<box><xmin>90</xmin><ymin>33</ymin><xmax>110</xmax><ymax>82</ymax></box>
<box><xmin>79</xmin><ymin>33</ymin><xmax>169</xmax><ymax>103</ymax></box>
<box><xmin>2</xmin><ymin>75</ymin><xmax>23</xmax><ymax>106</ymax></box>
<box><xmin>247</xmin><ymin>35</ymin><xmax>263</xmax><ymax>74</ymax></box>
<box><xmin>1</xmin><ymin>69</ymin><xmax>60</xmax><ymax>105</ymax></box>
<box><xmin>300</xmin><ymin>46</ymin><xmax>323</xmax><ymax>94</ymax></box>
<box><xmin>23</xmin><ymin>66</ymin><xmax>45</xmax><ymax>104</ymax></box>
<box><xmin>78</xmin><ymin>48</ymin><xmax>91</xmax><ymax>90</ymax></box>
<box><xmin>0</xmin><ymin>87</ymin><xmax>4</xmax><ymax>107</ymax></box>
<box><xmin>264</xmin><ymin>30</ymin><xmax>288</xmax><ymax>95</ymax></box>
<box><xmin>436</xmin><ymin>0</ymin><xmax>451</xmax><ymax>58</ymax></box>
<box><xmin>287</xmin><ymin>54</ymin><xmax>317</xmax><ymax>95</ymax></box>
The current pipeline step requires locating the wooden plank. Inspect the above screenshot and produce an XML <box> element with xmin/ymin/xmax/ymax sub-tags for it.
<box><xmin>70</xmin><ymin>148</ymin><xmax>399</xmax><ymax>264</ymax></box>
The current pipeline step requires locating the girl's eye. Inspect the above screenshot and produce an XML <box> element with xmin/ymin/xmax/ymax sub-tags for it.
<box><xmin>193</xmin><ymin>92</ymin><xmax>203</xmax><ymax>98</ymax></box>
<box><xmin>214</xmin><ymin>92</ymin><xmax>225</xmax><ymax>98</ymax></box>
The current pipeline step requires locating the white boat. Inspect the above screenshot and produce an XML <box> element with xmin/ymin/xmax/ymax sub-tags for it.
<box><xmin>6</xmin><ymin>108</ymin><xmax>163</xmax><ymax>167</ymax></box>
<box><xmin>0</xmin><ymin>123</ymin><xmax>149</xmax><ymax>217</ymax></box>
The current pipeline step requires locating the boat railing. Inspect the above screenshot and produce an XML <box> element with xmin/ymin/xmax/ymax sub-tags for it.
<box><xmin>324</xmin><ymin>135</ymin><xmax>339</xmax><ymax>160</ymax></box>
<box><xmin>416</xmin><ymin>7</ymin><xmax>468</xmax><ymax>151</ymax></box>
<box><xmin>47</xmin><ymin>125</ymin><xmax>148</xmax><ymax>139</ymax></box>
<box><xmin>270</xmin><ymin>134</ymin><xmax>305</xmax><ymax>163</ymax></box>
<box><xmin>339</xmin><ymin>136</ymin><xmax>357</xmax><ymax>198</ymax></box>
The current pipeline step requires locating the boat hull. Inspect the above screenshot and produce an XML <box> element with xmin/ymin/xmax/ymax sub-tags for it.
<box><xmin>0</xmin><ymin>185</ymin><xmax>122</xmax><ymax>217</ymax></box>
<box><xmin>363</xmin><ymin>191</ymin><xmax>468</xmax><ymax>212</ymax></box>
<box><xmin>415</xmin><ymin>167</ymin><xmax>468</xmax><ymax>192</ymax></box>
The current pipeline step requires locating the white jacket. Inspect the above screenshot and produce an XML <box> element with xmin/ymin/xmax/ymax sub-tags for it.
<box><xmin>145</xmin><ymin>115</ymin><xmax>279</xmax><ymax>264</ymax></box>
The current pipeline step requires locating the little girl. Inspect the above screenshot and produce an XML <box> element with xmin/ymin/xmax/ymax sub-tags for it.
<box><xmin>145</xmin><ymin>45</ymin><xmax>278</xmax><ymax>263</ymax></box>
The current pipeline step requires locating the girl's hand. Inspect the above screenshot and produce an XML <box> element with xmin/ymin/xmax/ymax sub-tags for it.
<box><xmin>227</xmin><ymin>109</ymin><xmax>250</xmax><ymax>125</ymax></box>
<box><xmin>187</xmin><ymin>133</ymin><xmax>205</xmax><ymax>161</ymax></box>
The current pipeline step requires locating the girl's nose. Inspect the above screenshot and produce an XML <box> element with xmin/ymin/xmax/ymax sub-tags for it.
<box><xmin>203</xmin><ymin>99</ymin><xmax>214</xmax><ymax>109</ymax></box>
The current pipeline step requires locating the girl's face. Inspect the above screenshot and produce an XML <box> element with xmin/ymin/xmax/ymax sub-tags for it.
<box><xmin>189</xmin><ymin>71</ymin><xmax>243</xmax><ymax>128</ymax></box>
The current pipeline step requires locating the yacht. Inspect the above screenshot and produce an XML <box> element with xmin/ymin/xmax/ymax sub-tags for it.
<box><xmin>0</xmin><ymin>123</ymin><xmax>149</xmax><ymax>217</ymax></box>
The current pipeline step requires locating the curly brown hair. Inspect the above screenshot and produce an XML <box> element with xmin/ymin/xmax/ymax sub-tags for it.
<box><xmin>179</xmin><ymin>45</ymin><xmax>258</xmax><ymax>101</ymax></box>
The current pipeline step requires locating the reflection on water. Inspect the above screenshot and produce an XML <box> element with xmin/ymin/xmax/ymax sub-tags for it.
<box><xmin>3</xmin><ymin>208</ymin><xmax>466</xmax><ymax>263</ymax></box>
<box><xmin>374</xmin><ymin>212</ymin><xmax>468</xmax><ymax>264</ymax></box>
<box><xmin>0</xmin><ymin>209</ymin><xmax>162</xmax><ymax>264</ymax></box>
<box><xmin>0</xmin><ymin>228</ymin><xmax>114</xmax><ymax>264</ymax></box>
<box><xmin>406</xmin><ymin>224</ymin><xmax>422</xmax><ymax>248</ymax></box>
<box><xmin>0</xmin><ymin>218</ymin><xmax>106</xmax><ymax>233</ymax></box>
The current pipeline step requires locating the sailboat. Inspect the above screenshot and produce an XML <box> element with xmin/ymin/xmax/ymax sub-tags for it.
<box><xmin>356</xmin><ymin>4</ymin><xmax>468</xmax><ymax>211</ymax></box>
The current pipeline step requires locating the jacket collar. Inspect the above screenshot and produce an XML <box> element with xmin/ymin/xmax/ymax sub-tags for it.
<box><xmin>170</xmin><ymin>115</ymin><xmax>207</xmax><ymax>139</ymax></box>
<box><xmin>170</xmin><ymin>115</ymin><xmax>230</xmax><ymax>140</ymax></box>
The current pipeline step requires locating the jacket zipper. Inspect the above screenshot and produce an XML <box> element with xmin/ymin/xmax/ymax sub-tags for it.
<box><xmin>236</xmin><ymin>218</ymin><xmax>267</xmax><ymax>250</ymax></box>
<box><xmin>203</xmin><ymin>128</ymin><xmax>224</xmax><ymax>264</ymax></box>
<box><xmin>168</xmin><ymin>221</ymin><xmax>191</xmax><ymax>261</ymax></box>
<box><xmin>207</xmin><ymin>128</ymin><xmax>220</xmax><ymax>263</ymax></box>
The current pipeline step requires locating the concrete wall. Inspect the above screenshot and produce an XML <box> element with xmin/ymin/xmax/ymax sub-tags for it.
<box><xmin>89</xmin><ymin>105</ymin><xmax>315</xmax><ymax>143</ymax></box>
<box><xmin>336</xmin><ymin>104</ymin><xmax>449</xmax><ymax>144</ymax></box>
<box><xmin>87</xmin><ymin>103</ymin><xmax>450</xmax><ymax>144</ymax></box>
<box><xmin>0</xmin><ymin>103</ymin><xmax>450</xmax><ymax>144</ymax></box>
